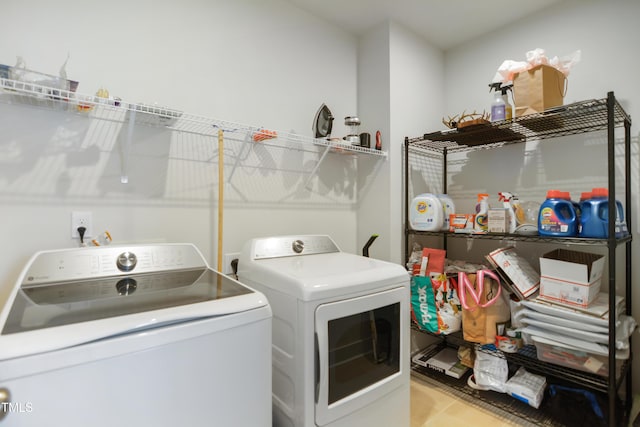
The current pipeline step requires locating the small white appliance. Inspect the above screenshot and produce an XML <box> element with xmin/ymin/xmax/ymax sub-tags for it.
<box><xmin>237</xmin><ymin>235</ymin><xmax>410</xmax><ymax>427</ymax></box>
<box><xmin>0</xmin><ymin>243</ymin><xmax>272</xmax><ymax>426</ymax></box>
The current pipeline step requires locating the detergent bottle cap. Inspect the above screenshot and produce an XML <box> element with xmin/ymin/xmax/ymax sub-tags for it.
<box><xmin>477</xmin><ymin>193</ymin><xmax>489</xmax><ymax>201</ymax></box>
<box><xmin>580</xmin><ymin>191</ymin><xmax>592</xmax><ymax>201</ymax></box>
<box><xmin>560</xmin><ymin>191</ymin><xmax>572</xmax><ymax>200</ymax></box>
<box><xmin>592</xmin><ymin>187</ymin><xmax>608</xmax><ymax>198</ymax></box>
<box><xmin>546</xmin><ymin>190</ymin><xmax>564</xmax><ymax>199</ymax></box>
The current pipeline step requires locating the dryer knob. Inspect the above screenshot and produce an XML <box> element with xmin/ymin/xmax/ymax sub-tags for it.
<box><xmin>292</xmin><ymin>239</ymin><xmax>304</xmax><ymax>254</ymax></box>
<box><xmin>116</xmin><ymin>251</ymin><xmax>138</xmax><ymax>272</ymax></box>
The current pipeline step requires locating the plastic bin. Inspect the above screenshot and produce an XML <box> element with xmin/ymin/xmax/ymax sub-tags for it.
<box><xmin>532</xmin><ymin>335</ymin><xmax>622</xmax><ymax>377</ymax></box>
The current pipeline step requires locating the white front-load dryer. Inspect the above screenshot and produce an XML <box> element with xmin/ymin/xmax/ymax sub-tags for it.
<box><xmin>238</xmin><ymin>235</ymin><xmax>410</xmax><ymax>427</ymax></box>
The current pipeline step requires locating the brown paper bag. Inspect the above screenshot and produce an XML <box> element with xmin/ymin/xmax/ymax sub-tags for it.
<box><xmin>459</xmin><ymin>271</ymin><xmax>510</xmax><ymax>344</ymax></box>
<box><xmin>513</xmin><ymin>64</ymin><xmax>567</xmax><ymax>117</ymax></box>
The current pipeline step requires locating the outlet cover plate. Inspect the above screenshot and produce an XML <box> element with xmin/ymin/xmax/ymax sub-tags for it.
<box><xmin>71</xmin><ymin>211</ymin><xmax>93</xmax><ymax>238</ymax></box>
<box><xmin>222</xmin><ymin>252</ymin><xmax>240</xmax><ymax>274</ymax></box>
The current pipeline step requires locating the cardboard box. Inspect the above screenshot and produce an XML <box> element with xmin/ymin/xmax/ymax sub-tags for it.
<box><xmin>538</xmin><ymin>249</ymin><xmax>605</xmax><ymax>308</ymax></box>
<box><xmin>449</xmin><ymin>214</ymin><xmax>475</xmax><ymax>233</ymax></box>
<box><xmin>488</xmin><ymin>208</ymin><xmax>508</xmax><ymax>233</ymax></box>
<box><xmin>513</xmin><ymin>64</ymin><xmax>567</xmax><ymax>117</ymax></box>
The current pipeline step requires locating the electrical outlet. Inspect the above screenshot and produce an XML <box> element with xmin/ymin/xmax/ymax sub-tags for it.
<box><xmin>222</xmin><ymin>252</ymin><xmax>240</xmax><ymax>275</ymax></box>
<box><xmin>71</xmin><ymin>211</ymin><xmax>93</xmax><ymax>239</ymax></box>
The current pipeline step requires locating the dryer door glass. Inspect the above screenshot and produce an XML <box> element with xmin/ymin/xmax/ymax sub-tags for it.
<box><xmin>314</xmin><ymin>286</ymin><xmax>407</xmax><ymax>426</ymax></box>
<box><xmin>326</xmin><ymin>302</ymin><xmax>400</xmax><ymax>404</ymax></box>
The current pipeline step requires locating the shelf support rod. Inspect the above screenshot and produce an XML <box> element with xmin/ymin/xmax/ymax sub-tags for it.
<box><xmin>226</xmin><ymin>134</ymin><xmax>253</xmax><ymax>184</ymax></box>
<box><xmin>217</xmin><ymin>129</ymin><xmax>224</xmax><ymax>290</ymax></box>
<box><xmin>304</xmin><ymin>145</ymin><xmax>331</xmax><ymax>190</ymax></box>
<box><xmin>443</xmin><ymin>147</ymin><xmax>448</xmax><ymax>252</ymax></box>
<box><xmin>605</xmin><ymin>91</ymin><xmax>618</xmax><ymax>427</ymax></box>
<box><xmin>404</xmin><ymin>138</ymin><xmax>410</xmax><ymax>264</ymax></box>
<box><xmin>121</xmin><ymin>108</ymin><xmax>136</xmax><ymax>184</ymax></box>
<box><xmin>623</xmin><ymin>98</ymin><xmax>634</xmax><ymax>420</ymax></box>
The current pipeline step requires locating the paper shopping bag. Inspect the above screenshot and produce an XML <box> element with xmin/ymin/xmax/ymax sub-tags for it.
<box><xmin>459</xmin><ymin>270</ymin><xmax>510</xmax><ymax>344</ymax></box>
<box><xmin>513</xmin><ymin>64</ymin><xmax>567</xmax><ymax>117</ymax></box>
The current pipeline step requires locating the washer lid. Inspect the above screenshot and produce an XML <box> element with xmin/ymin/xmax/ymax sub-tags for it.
<box><xmin>3</xmin><ymin>268</ymin><xmax>256</xmax><ymax>334</ymax></box>
<box><xmin>0</xmin><ymin>268</ymin><xmax>267</xmax><ymax>360</ymax></box>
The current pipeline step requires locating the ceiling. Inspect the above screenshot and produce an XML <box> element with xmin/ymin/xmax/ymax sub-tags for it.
<box><xmin>286</xmin><ymin>0</ymin><xmax>563</xmax><ymax>50</ymax></box>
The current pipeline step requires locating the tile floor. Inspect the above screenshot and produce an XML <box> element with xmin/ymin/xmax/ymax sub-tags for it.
<box><xmin>411</xmin><ymin>375</ymin><xmax>520</xmax><ymax>427</ymax></box>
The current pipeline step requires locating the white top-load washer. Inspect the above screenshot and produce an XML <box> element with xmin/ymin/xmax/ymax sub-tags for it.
<box><xmin>0</xmin><ymin>243</ymin><xmax>272</xmax><ymax>427</ymax></box>
<box><xmin>238</xmin><ymin>235</ymin><xmax>410</xmax><ymax>427</ymax></box>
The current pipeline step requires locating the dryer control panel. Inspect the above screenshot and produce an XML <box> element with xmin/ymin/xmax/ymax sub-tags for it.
<box><xmin>251</xmin><ymin>235</ymin><xmax>340</xmax><ymax>259</ymax></box>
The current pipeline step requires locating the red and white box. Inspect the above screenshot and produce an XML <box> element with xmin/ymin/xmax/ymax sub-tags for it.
<box><xmin>538</xmin><ymin>249</ymin><xmax>605</xmax><ymax>308</ymax></box>
<box><xmin>449</xmin><ymin>214</ymin><xmax>475</xmax><ymax>233</ymax></box>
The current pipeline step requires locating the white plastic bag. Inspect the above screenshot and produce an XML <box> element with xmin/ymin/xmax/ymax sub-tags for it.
<box><xmin>473</xmin><ymin>349</ymin><xmax>508</xmax><ymax>393</ymax></box>
<box><xmin>505</xmin><ymin>367</ymin><xmax>546</xmax><ymax>408</ymax></box>
<box><xmin>492</xmin><ymin>48</ymin><xmax>581</xmax><ymax>83</ymax></box>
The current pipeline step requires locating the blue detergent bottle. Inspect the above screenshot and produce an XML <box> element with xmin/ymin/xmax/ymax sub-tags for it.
<box><xmin>579</xmin><ymin>188</ymin><xmax>627</xmax><ymax>238</ymax></box>
<box><xmin>577</xmin><ymin>191</ymin><xmax>592</xmax><ymax>235</ymax></box>
<box><xmin>568</xmin><ymin>192</ymin><xmax>582</xmax><ymax>224</ymax></box>
<box><xmin>538</xmin><ymin>190</ymin><xmax>577</xmax><ymax>237</ymax></box>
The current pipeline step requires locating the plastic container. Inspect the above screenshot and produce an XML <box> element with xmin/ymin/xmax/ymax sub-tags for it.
<box><xmin>501</xmin><ymin>85</ymin><xmax>513</xmax><ymax>121</ymax></box>
<box><xmin>562</xmin><ymin>192</ymin><xmax>582</xmax><ymax>234</ymax></box>
<box><xmin>491</xmin><ymin>91</ymin><xmax>506</xmax><ymax>122</ymax></box>
<box><xmin>474</xmin><ymin>193</ymin><xmax>489</xmax><ymax>232</ymax></box>
<box><xmin>498</xmin><ymin>192</ymin><xmax>517</xmax><ymax>233</ymax></box>
<box><xmin>579</xmin><ymin>187</ymin><xmax>627</xmax><ymax>238</ymax></box>
<box><xmin>409</xmin><ymin>193</ymin><xmax>443</xmax><ymax>231</ymax></box>
<box><xmin>437</xmin><ymin>194</ymin><xmax>455</xmax><ymax>231</ymax></box>
<box><xmin>566</xmin><ymin>192</ymin><xmax>581</xmax><ymax>219</ymax></box>
<box><xmin>577</xmin><ymin>191</ymin><xmax>592</xmax><ymax>234</ymax></box>
<box><xmin>531</xmin><ymin>335</ymin><xmax>623</xmax><ymax>378</ymax></box>
<box><xmin>538</xmin><ymin>190</ymin><xmax>577</xmax><ymax>237</ymax></box>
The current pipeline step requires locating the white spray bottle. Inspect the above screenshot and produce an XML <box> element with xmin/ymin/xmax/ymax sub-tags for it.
<box><xmin>498</xmin><ymin>192</ymin><xmax>517</xmax><ymax>233</ymax></box>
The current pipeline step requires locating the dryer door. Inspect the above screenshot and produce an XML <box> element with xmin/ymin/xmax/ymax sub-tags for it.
<box><xmin>314</xmin><ymin>286</ymin><xmax>408</xmax><ymax>426</ymax></box>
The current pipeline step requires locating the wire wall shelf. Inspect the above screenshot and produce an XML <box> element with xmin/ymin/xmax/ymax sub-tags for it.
<box><xmin>0</xmin><ymin>78</ymin><xmax>387</xmax><ymax>158</ymax></box>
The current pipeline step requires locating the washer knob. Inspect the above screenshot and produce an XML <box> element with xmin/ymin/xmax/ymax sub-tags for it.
<box><xmin>116</xmin><ymin>278</ymin><xmax>138</xmax><ymax>295</ymax></box>
<box><xmin>292</xmin><ymin>239</ymin><xmax>304</xmax><ymax>254</ymax></box>
<box><xmin>116</xmin><ymin>252</ymin><xmax>138</xmax><ymax>272</ymax></box>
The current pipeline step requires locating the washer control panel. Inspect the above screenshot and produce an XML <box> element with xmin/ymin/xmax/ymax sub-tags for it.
<box><xmin>21</xmin><ymin>244</ymin><xmax>208</xmax><ymax>287</ymax></box>
<box><xmin>251</xmin><ymin>235</ymin><xmax>340</xmax><ymax>259</ymax></box>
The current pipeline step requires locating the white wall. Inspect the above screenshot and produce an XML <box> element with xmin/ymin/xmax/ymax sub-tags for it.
<box><xmin>356</xmin><ymin>23</ymin><xmax>392</xmax><ymax>260</ymax></box>
<box><xmin>356</xmin><ymin>21</ymin><xmax>443</xmax><ymax>263</ymax></box>
<box><xmin>442</xmin><ymin>0</ymin><xmax>640</xmax><ymax>395</ymax></box>
<box><xmin>0</xmin><ymin>0</ymin><xmax>370</xmax><ymax>304</ymax></box>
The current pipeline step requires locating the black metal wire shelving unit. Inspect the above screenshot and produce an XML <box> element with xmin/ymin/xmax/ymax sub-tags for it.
<box><xmin>404</xmin><ymin>92</ymin><xmax>633</xmax><ymax>427</ymax></box>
